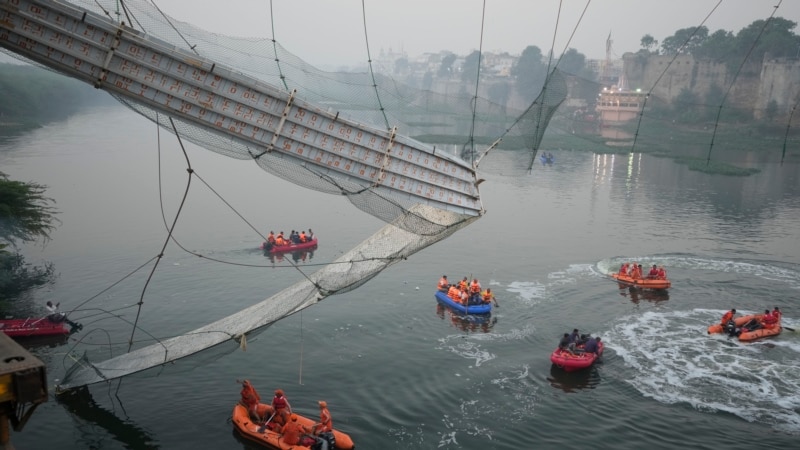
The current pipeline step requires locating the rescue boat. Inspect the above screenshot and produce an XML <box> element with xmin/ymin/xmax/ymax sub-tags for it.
<box><xmin>434</xmin><ymin>291</ymin><xmax>492</xmax><ymax>315</ymax></box>
<box><xmin>550</xmin><ymin>342</ymin><xmax>604</xmax><ymax>372</ymax></box>
<box><xmin>707</xmin><ymin>315</ymin><xmax>759</xmax><ymax>334</ymax></box>
<box><xmin>260</xmin><ymin>238</ymin><xmax>318</xmax><ymax>253</ymax></box>
<box><xmin>0</xmin><ymin>317</ymin><xmax>70</xmax><ymax>337</ymax></box>
<box><xmin>706</xmin><ymin>314</ymin><xmax>782</xmax><ymax>341</ymax></box>
<box><xmin>610</xmin><ymin>273</ymin><xmax>671</xmax><ymax>290</ymax></box>
<box><xmin>232</xmin><ymin>402</ymin><xmax>355</xmax><ymax>450</ymax></box>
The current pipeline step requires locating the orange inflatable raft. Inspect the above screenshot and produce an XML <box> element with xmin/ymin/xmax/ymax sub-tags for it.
<box><xmin>232</xmin><ymin>403</ymin><xmax>355</xmax><ymax>450</ymax></box>
<box><xmin>610</xmin><ymin>273</ymin><xmax>671</xmax><ymax>290</ymax></box>
<box><xmin>707</xmin><ymin>314</ymin><xmax>782</xmax><ymax>341</ymax></box>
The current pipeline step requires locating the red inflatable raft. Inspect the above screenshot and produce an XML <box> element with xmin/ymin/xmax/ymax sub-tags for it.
<box><xmin>260</xmin><ymin>238</ymin><xmax>318</xmax><ymax>253</ymax></box>
<box><xmin>611</xmin><ymin>273</ymin><xmax>671</xmax><ymax>290</ymax></box>
<box><xmin>0</xmin><ymin>318</ymin><xmax>70</xmax><ymax>337</ymax></box>
<box><xmin>707</xmin><ymin>314</ymin><xmax>782</xmax><ymax>341</ymax></box>
<box><xmin>550</xmin><ymin>342</ymin><xmax>604</xmax><ymax>372</ymax></box>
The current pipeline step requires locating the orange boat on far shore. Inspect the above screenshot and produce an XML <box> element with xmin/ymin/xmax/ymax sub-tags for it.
<box><xmin>611</xmin><ymin>273</ymin><xmax>671</xmax><ymax>290</ymax></box>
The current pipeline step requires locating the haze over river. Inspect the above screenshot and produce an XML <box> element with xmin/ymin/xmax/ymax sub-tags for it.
<box><xmin>2</xmin><ymin>105</ymin><xmax>799</xmax><ymax>449</ymax></box>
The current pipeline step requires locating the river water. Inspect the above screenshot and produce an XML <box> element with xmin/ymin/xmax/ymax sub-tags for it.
<box><xmin>2</xmin><ymin>105</ymin><xmax>799</xmax><ymax>449</ymax></box>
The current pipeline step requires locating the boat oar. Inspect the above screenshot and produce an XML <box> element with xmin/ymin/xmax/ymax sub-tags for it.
<box><xmin>783</xmin><ymin>325</ymin><xmax>795</xmax><ymax>332</ymax></box>
<box><xmin>257</xmin><ymin>412</ymin><xmax>276</xmax><ymax>433</ymax></box>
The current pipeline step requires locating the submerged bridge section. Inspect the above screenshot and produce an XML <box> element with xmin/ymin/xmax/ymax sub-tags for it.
<box><xmin>0</xmin><ymin>0</ymin><xmax>483</xmax><ymax>217</ymax></box>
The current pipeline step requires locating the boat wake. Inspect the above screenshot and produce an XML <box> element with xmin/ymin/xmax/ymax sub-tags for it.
<box><xmin>604</xmin><ymin>309</ymin><xmax>800</xmax><ymax>433</ymax></box>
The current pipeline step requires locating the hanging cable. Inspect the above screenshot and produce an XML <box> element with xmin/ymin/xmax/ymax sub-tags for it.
<box><xmin>268</xmin><ymin>0</ymin><xmax>290</xmax><ymax>91</ymax></box>
<box><xmin>706</xmin><ymin>1</ymin><xmax>783</xmax><ymax>166</ymax></box>
<box><xmin>467</xmin><ymin>0</ymin><xmax>488</xmax><ymax>165</ymax></box>
<box><xmin>630</xmin><ymin>0</ymin><xmax>722</xmax><ymax>154</ymax></box>
<box><xmin>360</xmin><ymin>0</ymin><xmax>391</xmax><ymax>130</ymax></box>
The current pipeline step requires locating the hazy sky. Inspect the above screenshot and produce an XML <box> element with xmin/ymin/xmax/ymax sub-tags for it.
<box><xmin>152</xmin><ymin>0</ymin><xmax>800</xmax><ymax>69</ymax></box>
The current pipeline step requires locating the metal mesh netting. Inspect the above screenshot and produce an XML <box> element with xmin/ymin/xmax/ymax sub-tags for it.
<box><xmin>0</xmin><ymin>0</ymin><xmax>564</xmax><ymax>389</ymax></box>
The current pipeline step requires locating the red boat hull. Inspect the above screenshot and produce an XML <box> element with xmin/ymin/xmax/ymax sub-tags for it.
<box><xmin>0</xmin><ymin>318</ymin><xmax>70</xmax><ymax>337</ymax></box>
<box><xmin>260</xmin><ymin>238</ymin><xmax>318</xmax><ymax>253</ymax></box>
<box><xmin>550</xmin><ymin>342</ymin><xmax>604</xmax><ymax>372</ymax></box>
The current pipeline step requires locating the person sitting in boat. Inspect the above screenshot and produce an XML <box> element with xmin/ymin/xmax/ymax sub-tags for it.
<box><xmin>280</xmin><ymin>414</ymin><xmax>309</xmax><ymax>446</ymax></box>
<box><xmin>657</xmin><ymin>265</ymin><xmax>667</xmax><ymax>280</ymax></box>
<box><xmin>275</xmin><ymin>231</ymin><xmax>288</xmax><ymax>246</ymax></box>
<box><xmin>720</xmin><ymin>308</ymin><xmax>737</xmax><ymax>325</ymax></box>
<box><xmin>447</xmin><ymin>284</ymin><xmax>461</xmax><ymax>302</ymax></box>
<box><xmin>266</xmin><ymin>231</ymin><xmax>276</xmax><ymax>245</ymax></box>
<box><xmin>647</xmin><ymin>264</ymin><xmax>659</xmax><ymax>279</ymax></box>
<box><xmin>458</xmin><ymin>277</ymin><xmax>469</xmax><ymax>291</ymax></box>
<box><xmin>270</xmin><ymin>389</ymin><xmax>292</xmax><ymax>428</ymax></box>
<box><xmin>312</xmin><ymin>400</ymin><xmax>332</xmax><ymax>435</ymax></box>
<box><xmin>45</xmin><ymin>301</ymin><xmax>81</xmax><ymax>329</ymax></box>
<box><xmin>239</xmin><ymin>380</ymin><xmax>261</xmax><ymax>421</ymax></box>
<box><xmin>299</xmin><ymin>230</ymin><xmax>308</xmax><ymax>243</ymax></box>
<box><xmin>773</xmin><ymin>306</ymin><xmax>782</xmax><ymax>321</ymax></box>
<box><xmin>438</xmin><ymin>275</ymin><xmax>449</xmax><ymax>292</ymax></box>
<box><xmin>482</xmin><ymin>288</ymin><xmax>497</xmax><ymax>306</ymax></box>
<box><xmin>558</xmin><ymin>333</ymin><xmax>574</xmax><ymax>354</ymax></box>
<box><xmin>568</xmin><ymin>328</ymin><xmax>581</xmax><ymax>346</ymax></box>
<box><xmin>459</xmin><ymin>288</ymin><xmax>470</xmax><ymax>305</ymax></box>
<box><xmin>582</xmin><ymin>336</ymin><xmax>601</xmax><ymax>354</ymax></box>
<box><xmin>619</xmin><ymin>262</ymin><xmax>630</xmax><ymax>276</ymax></box>
<box><xmin>761</xmin><ymin>309</ymin><xmax>779</xmax><ymax>329</ymax></box>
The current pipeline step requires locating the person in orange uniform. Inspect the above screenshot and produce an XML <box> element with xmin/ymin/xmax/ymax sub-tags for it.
<box><xmin>299</xmin><ymin>230</ymin><xmax>308</xmax><ymax>243</ymax></box>
<box><xmin>482</xmin><ymin>288</ymin><xmax>498</xmax><ymax>307</ymax></box>
<box><xmin>772</xmin><ymin>306</ymin><xmax>782</xmax><ymax>321</ymax></box>
<box><xmin>280</xmin><ymin>414</ymin><xmax>308</xmax><ymax>445</ymax></box>
<box><xmin>438</xmin><ymin>275</ymin><xmax>449</xmax><ymax>291</ymax></box>
<box><xmin>312</xmin><ymin>400</ymin><xmax>333</xmax><ymax>435</ymax></box>
<box><xmin>458</xmin><ymin>277</ymin><xmax>469</xmax><ymax>291</ymax></box>
<box><xmin>761</xmin><ymin>309</ymin><xmax>779</xmax><ymax>329</ymax></box>
<box><xmin>631</xmin><ymin>264</ymin><xmax>643</xmax><ymax>280</ymax></box>
<box><xmin>720</xmin><ymin>308</ymin><xmax>737</xmax><ymax>325</ymax></box>
<box><xmin>239</xmin><ymin>380</ymin><xmax>261</xmax><ymax>420</ymax></box>
<box><xmin>270</xmin><ymin>389</ymin><xmax>292</xmax><ymax>427</ymax></box>
<box><xmin>657</xmin><ymin>265</ymin><xmax>667</xmax><ymax>279</ymax></box>
<box><xmin>266</xmin><ymin>231</ymin><xmax>276</xmax><ymax>245</ymax></box>
<box><xmin>275</xmin><ymin>232</ymin><xmax>287</xmax><ymax>246</ymax></box>
<box><xmin>619</xmin><ymin>262</ymin><xmax>629</xmax><ymax>275</ymax></box>
<box><xmin>647</xmin><ymin>264</ymin><xmax>659</xmax><ymax>279</ymax></box>
<box><xmin>447</xmin><ymin>284</ymin><xmax>461</xmax><ymax>303</ymax></box>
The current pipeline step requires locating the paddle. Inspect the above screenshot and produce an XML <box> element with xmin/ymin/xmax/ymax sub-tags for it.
<box><xmin>783</xmin><ymin>326</ymin><xmax>795</xmax><ymax>332</ymax></box>
<box><xmin>257</xmin><ymin>412</ymin><xmax>276</xmax><ymax>433</ymax></box>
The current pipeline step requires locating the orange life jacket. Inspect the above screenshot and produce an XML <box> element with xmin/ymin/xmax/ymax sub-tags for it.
<box><xmin>318</xmin><ymin>408</ymin><xmax>332</xmax><ymax>433</ymax></box>
<box><xmin>267</xmin><ymin>233</ymin><xmax>276</xmax><ymax>244</ymax></box>
<box><xmin>470</xmin><ymin>281</ymin><xmax>480</xmax><ymax>294</ymax></box>
<box><xmin>721</xmin><ymin>311</ymin><xmax>734</xmax><ymax>324</ymax></box>
<box><xmin>281</xmin><ymin>421</ymin><xmax>306</xmax><ymax>445</ymax></box>
<box><xmin>300</xmin><ymin>232</ymin><xmax>307</xmax><ymax>243</ymax></box>
<box><xmin>240</xmin><ymin>381</ymin><xmax>260</xmax><ymax>409</ymax></box>
<box><xmin>276</xmin><ymin>235</ymin><xmax>286</xmax><ymax>245</ymax></box>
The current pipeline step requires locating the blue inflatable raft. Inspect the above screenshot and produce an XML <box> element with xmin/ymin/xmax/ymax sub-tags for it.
<box><xmin>435</xmin><ymin>291</ymin><xmax>492</xmax><ymax>315</ymax></box>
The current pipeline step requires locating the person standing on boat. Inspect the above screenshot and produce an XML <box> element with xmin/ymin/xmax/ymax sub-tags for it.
<box><xmin>267</xmin><ymin>231</ymin><xmax>276</xmax><ymax>245</ymax></box>
<box><xmin>720</xmin><ymin>308</ymin><xmax>737</xmax><ymax>325</ymax></box>
<box><xmin>307</xmin><ymin>228</ymin><xmax>314</xmax><ymax>240</ymax></box>
<box><xmin>240</xmin><ymin>380</ymin><xmax>261</xmax><ymax>420</ymax></box>
<box><xmin>299</xmin><ymin>230</ymin><xmax>308</xmax><ymax>243</ymax></box>
<box><xmin>271</xmin><ymin>389</ymin><xmax>292</xmax><ymax>427</ymax></box>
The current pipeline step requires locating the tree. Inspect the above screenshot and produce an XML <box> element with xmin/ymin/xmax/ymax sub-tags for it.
<box><xmin>461</xmin><ymin>51</ymin><xmax>481</xmax><ymax>83</ymax></box>
<box><xmin>558</xmin><ymin>48</ymin><xmax>586</xmax><ymax>75</ymax></box>
<box><xmin>640</xmin><ymin>34</ymin><xmax>659</xmax><ymax>53</ymax></box>
<box><xmin>437</xmin><ymin>53</ymin><xmax>456</xmax><ymax>78</ymax></box>
<box><xmin>693</xmin><ymin>29</ymin><xmax>736</xmax><ymax>61</ymax></box>
<box><xmin>0</xmin><ymin>172</ymin><xmax>59</xmax><ymax>301</ymax></box>
<box><xmin>512</xmin><ymin>45</ymin><xmax>547</xmax><ymax>103</ymax></box>
<box><xmin>661</xmin><ymin>26</ymin><xmax>709</xmax><ymax>55</ymax></box>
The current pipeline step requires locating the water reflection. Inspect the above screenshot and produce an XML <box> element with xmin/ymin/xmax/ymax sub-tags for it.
<box><xmin>617</xmin><ymin>285</ymin><xmax>670</xmax><ymax>304</ymax></box>
<box><xmin>547</xmin><ymin>363</ymin><xmax>602</xmax><ymax>393</ymax></box>
<box><xmin>56</xmin><ymin>386</ymin><xmax>158</xmax><ymax>449</ymax></box>
<box><xmin>264</xmin><ymin>249</ymin><xmax>315</xmax><ymax>265</ymax></box>
<box><xmin>435</xmin><ymin>303</ymin><xmax>497</xmax><ymax>333</ymax></box>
